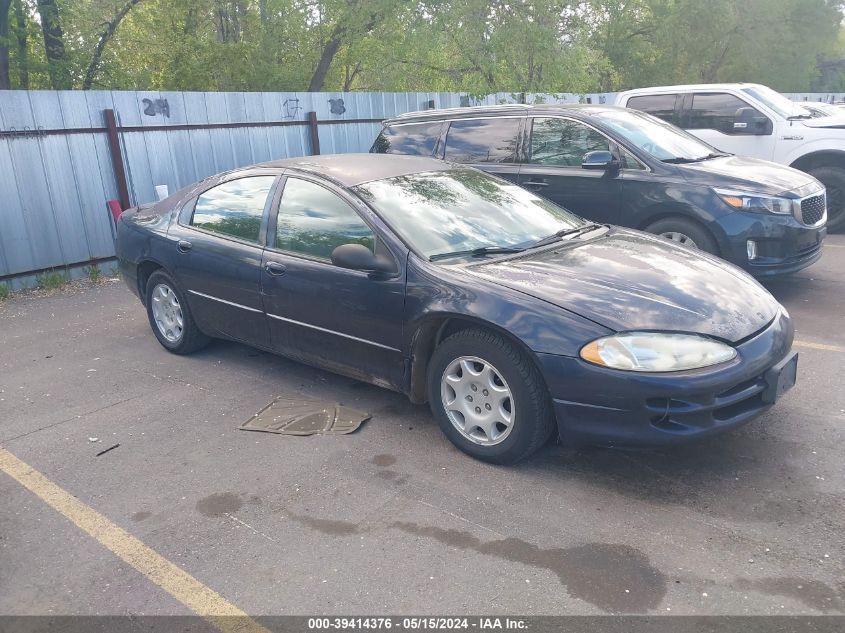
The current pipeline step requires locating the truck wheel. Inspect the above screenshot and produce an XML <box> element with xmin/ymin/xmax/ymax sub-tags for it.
<box><xmin>644</xmin><ymin>217</ymin><xmax>719</xmax><ymax>255</ymax></box>
<box><xmin>808</xmin><ymin>166</ymin><xmax>845</xmax><ymax>232</ymax></box>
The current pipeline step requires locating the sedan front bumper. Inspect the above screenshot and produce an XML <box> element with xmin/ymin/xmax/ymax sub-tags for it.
<box><xmin>536</xmin><ymin>310</ymin><xmax>795</xmax><ymax>446</ymax></box>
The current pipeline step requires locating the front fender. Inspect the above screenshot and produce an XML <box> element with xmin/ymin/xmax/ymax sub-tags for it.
<box><xmin>404</xmin><ymin>255</ymin><xmax>612</xmax><ymax>357</ymax></box>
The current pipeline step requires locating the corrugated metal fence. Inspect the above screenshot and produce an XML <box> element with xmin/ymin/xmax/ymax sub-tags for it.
<box><xmin>0</xmin><ymin>89</ymin><xmax>841</xmax><ymax>286</ymax></box>
<box><xmin>0</xmin><ymin>89</ymin><xmax>617</xmax><ymax>287</ymax></box>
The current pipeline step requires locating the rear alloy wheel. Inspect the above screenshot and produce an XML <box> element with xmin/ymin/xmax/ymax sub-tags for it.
<box><xmin>645</xmin><ymin>217</ymin><xmax>719</xmax><ymax>256</ymax></box>
<box><xmin>427</xmin><ymin>328</ymin><xmax>555</xmax><ymax>464</ymax></box>
<box><xmin>144</xmin><ymin>270</ymin><xmax>210</xmax><ymax>354</ymax></box>
<box><xmin>807</xmin><ymin>165</ymin><xmax>845</xmax><ymax>232</ymax></box>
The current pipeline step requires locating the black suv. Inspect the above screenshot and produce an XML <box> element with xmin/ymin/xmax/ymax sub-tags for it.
<box><xmin>370</xmin><ymin>104</ymin><xmax>827</xmax><ymax>276</ymax></box>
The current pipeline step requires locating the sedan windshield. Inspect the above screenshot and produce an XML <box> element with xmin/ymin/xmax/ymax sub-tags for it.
<box><xmin>353</xmin><ymin>169</ymin><xmax>587</xmax><ymax>260</ymax></box>
<box><xmin>593</xmin><ymin>108</ymin><xmax>720</xmax><ymax>162</ymax></box>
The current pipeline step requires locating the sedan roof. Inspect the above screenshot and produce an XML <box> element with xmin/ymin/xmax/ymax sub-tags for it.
<box><xmin>258</xmin><ymin>153</ymin><xmax>451</xmax><ymax>187</ymax></box>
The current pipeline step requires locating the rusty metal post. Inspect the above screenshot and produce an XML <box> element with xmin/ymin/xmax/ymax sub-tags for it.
<box><xmin>104</xmin><ymin>109</ymin><xmax>131</xmax><ymax>210</ymax></box>
<box><xmin>307</xmin><ymin>111</ymin><xmax>321</xmax><ymax>155</ymax></box>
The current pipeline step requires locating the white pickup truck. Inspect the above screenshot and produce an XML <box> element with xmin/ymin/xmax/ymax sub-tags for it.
<box><xmin>615</xmin><ymin>83</ymin><xmax>845</xmax><ymax>229</ymax></box>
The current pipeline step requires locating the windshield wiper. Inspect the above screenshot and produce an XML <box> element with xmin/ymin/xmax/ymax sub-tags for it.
<box><xmin>529</xmin><ymin>223</ymin><xmax>604</xmax><ymax>249</ymax></box>
<box><xmin>661</xmin><ymin>152</ymin><xmax>730</xmax><ymax>164</ymax></box>
<box><xmin>787</xmin><ymin>113</ymin><xmax>813</xmax><ymax>121</ymax></box>
<box><xmin>429</xmin><ymin>245</ymin><xmax>525</xmax><ymax>262</ymax></box>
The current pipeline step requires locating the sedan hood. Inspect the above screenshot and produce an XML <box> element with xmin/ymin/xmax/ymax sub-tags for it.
<box><xmin>678</xmin><ymin>155</ymin><xmax>816</xmax><ymax>196</ymax></box>
<box><xmin>466</xmin><ymin>229</ymin><xmax>779</xmax><ymax>343</ymax></box>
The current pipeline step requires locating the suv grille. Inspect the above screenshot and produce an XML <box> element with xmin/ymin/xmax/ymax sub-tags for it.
<box><xmin>800</xmin><ymin>194</ymin><xmax>826</xmax><ymax>226</ymax></box>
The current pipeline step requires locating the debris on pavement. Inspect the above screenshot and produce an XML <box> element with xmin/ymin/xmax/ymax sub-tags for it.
<box><xmin>239</xmin><ymin>397</ymin><xmax>370</xmax><ymax>436</ymax></box>
<box><xmin>95</xmin><ymin>443</ymin><xmax>121</xmax><ymax>457</ymax></box>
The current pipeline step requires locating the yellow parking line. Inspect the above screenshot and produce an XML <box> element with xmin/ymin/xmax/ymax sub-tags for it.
<box><xmin>794</xmin><ymin>340</ymin><xmax>845</xmax><ymax>353</ymax></box>
<box><xmin>0</xmin><ymin>447</ymin><xmax>270</xmax><ymax>633</ymax></box>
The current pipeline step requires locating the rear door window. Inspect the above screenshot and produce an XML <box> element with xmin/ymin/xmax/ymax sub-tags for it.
<box><xmin>625</xmin><ymin>94</ymin><xmax>679</xmax><ymax>125</ymax></box>
<box><xmin>191</xmin><ymin>176</ymin><xmax>276</xmax><ymax>243</ymax></box>
<box><xmin>686</xmin><ymin>93</ymin><xmax>766</xmax><ymax>134</ymax></box>
<box><xmin>370</xmin><ymin>121</ymin><xmax>444</xmax><ymax>156</ymax></box>
<box><xmin>443</xmin><ymin>118</ymin><xmax>521</xmax><ymax>163</ymax></box>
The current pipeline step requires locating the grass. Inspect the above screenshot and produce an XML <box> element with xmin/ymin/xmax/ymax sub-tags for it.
<box><xmin>85</xmin><ymin>264</ymin><xmax>102</xmax><ymax>283</ymax></box>
<box><xmin>35</xmin><ymin>269</ymin><xmax>70</xmax><ymax>290</ymax></box>
<box><xmin>0</xmin><ymin>283</ymin><xmax>9</xmax><ymax>300</ymax></box>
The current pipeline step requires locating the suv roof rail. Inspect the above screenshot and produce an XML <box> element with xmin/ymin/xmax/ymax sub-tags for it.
<box><xmin>391</xmin><ymin>103</ymin><xmax>528</xmax><ymax>121</ymax></box>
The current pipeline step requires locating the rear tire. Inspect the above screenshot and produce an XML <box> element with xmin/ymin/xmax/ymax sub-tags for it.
<box><xmin>807</xmin><ymin>165</ymin><xmax>845</xmax><ymax>232</ymax></box>
<box><xmin>145</xmin><ymin>270</ymin><xmax>210</xmax><ymax>355</ymax></box>
<box><xmin>427</xmin><ymin>328</ymin><xmax>555</xmax><ymax>464</ymax></box>
<box><xmin>645</xmin><ymin>217</ymin><xmax>719</xmax><ymax>255</ymax></box>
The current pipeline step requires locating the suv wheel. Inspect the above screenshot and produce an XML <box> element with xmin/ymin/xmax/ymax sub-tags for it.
<box><xmin>808</xmin><ymin>165</ymin><xmax>845</xmax><ymax>231</ymax></box>
<box><xmin>645</xmin><ymin>217</ymin><xmax>719</xmax><ymax>255</ymax></box>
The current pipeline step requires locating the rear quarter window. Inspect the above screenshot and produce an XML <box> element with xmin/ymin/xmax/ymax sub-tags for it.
<box><xmin>370</xmin><ymin>121</ymin><xmax>444</xmax><ymax>156</ymax></box>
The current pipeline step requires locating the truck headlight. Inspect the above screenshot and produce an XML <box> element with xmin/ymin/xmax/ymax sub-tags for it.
<box><xmin>580</xmin><ymin>332</ymin><xmax>737</xmax><ymax>372</ymax></box>
<box><xmin>715</xmin><ymin>188</ymin><xmax>793</xmax><ymax>215</ymax></box>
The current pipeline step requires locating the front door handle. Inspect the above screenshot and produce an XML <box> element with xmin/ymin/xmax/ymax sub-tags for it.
<box><xmin>177</xmin><ymin>240</ymin><xmax>192</xmax><ymax>253</ymax></box>
<box><xmin>264</xmin><ymin>261</ymin><xmax>286</xmax><ymax>276</ymax></box>
<box><xmin>523</xmin><ymin>179</ymin><xmax>548</xmax><ymax>187</ymax></box>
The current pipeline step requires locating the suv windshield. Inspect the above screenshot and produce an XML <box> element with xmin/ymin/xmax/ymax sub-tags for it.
<box><xmin>741</xmin><ymin>85</ymin><xmax>813</xmax><ymax>119</ymax></box>
<box><xmin>593</xmin><ymin>108</ymin><xmax>720</xmax><ymax>162</ymax></box>
<box><xmin>353</xmin><ymin>169</ymin><xmax>587</xmax><ymax>260</ymax></box>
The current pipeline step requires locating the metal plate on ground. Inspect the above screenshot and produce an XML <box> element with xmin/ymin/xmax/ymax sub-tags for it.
<box><xmin>239</xmin><ymin>397</ymin><xmax>370</xmax><ymax>436</ymax></box>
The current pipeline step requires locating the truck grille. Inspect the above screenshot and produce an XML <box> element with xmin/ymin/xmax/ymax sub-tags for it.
<box><xmin>800</xmin><ymin>194</ymin><xmax>826</xmax><ymax>226</ymax></box>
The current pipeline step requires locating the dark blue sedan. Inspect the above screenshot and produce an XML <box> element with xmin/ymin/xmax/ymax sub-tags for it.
<box><xmin>116</xmin><ymin>154</ymin><xmax>797</xmax><ymax>463</ymax></box>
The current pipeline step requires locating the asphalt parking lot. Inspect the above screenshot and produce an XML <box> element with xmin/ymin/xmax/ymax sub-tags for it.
<box><xmin>1</xmin><ymin>235</ymin><xmax>844</xmax><ymax>619</ymax></box>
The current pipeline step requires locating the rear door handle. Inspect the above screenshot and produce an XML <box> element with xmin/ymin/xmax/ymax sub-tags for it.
<box><xmin>264</xmin><ymin>261</ymin><xmax>286</xmax><ymax>276</ymax></box>
<box><xmin>523</xmin><ymin>179</ymin><xmax>548</xmax><ymax>187</ymax></box>
<box><xmin>177</xmin><ymin>240</ymin><xmax>192</xmax><ymax>253</ymax></box>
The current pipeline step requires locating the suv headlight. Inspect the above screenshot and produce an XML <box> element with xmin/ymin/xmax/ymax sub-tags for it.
<box><xmin>580</xmin><ymin>332</ymin><xmax>737</xmax><ymax>372</ymax></box>
<box><xmin>714</xmin><ymin>188</ymin><xmax>793</xmax><ymax>215</ymax></box>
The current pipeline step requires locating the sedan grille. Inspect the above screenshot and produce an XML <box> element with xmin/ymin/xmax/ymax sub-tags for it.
<box><xmin>800</xmin><ymin>194</ymin><xmax>826</xmax><ymax>226</ymax></box>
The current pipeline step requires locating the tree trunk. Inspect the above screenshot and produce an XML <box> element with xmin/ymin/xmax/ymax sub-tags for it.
<box><xmin>0</xmin><ymin>0</ymin><xmax>12</xmax><ymax>90</ymax></box>
<box><xmin>82</xmin><ymin>0</ymin><xmax>142</xmax><ymax>90</ymax></box>
<box><xmin>36</xmin><ymin>0</ymin><xmax>71</xmax><ymax>89</ymax></box>
<box><xmin>307</xmin><ymin>22</ymin><xmax>345</xmax><ymax>92</ymax></box>
<box><xmin>14</xmin><ymin>0</ymin><xmax>28</xmax><ymax>88</ymax></box>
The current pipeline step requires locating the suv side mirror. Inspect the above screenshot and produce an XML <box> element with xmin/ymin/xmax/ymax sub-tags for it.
<box><xmin>733</xmin><ymin>107</ymin><xmax>772</xmax><ymax>135</ymax></box>
<box><xmin>331</xmin><ymin>243</ymin><xmax>395</xmax><ymax>274</ymax></box>
<box><xmin>582</xmin><ymin>150</ymin><xmax>618</xmax><ymax>170</ymax></box>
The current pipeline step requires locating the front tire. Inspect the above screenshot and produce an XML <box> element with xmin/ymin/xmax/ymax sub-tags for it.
<box><xmin>644</xmin><ymin>217</ymin><xmax>719</xmax><ymax>255</ymax></box>
<box><xmin>807</xmin><ymin>165</ymin><xmax>845</xmax><ymax>232</ymax></box>
<box><xmin>427</xmin><ymin>328</ymin><xmax>555</xmax><ymax>464</ymax></box>
<box><xmin>145</xmin><ymin>270</ymin><xmax>210</xmax><ymax>354</ymax></box>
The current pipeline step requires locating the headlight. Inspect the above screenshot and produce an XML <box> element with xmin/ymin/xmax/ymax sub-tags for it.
<box><xmin>580</xmin><ymin>332</ymin><xmax>737</xmax><ymax>372</ymax></box>
<box><xmin>714</xmin><ymin>188</ymin><xmax>793</xmax><ymax>215</ymax></box>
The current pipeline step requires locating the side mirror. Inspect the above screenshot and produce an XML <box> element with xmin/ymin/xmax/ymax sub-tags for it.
<box><xmin>582</xmin><ymin>150</ymin><xmax>618</xmax><ymax>170</ymax></box>
<box><xmin>331</xmin><ymin>243</ymin><xmax>394</xmax><ymax>274</ymax></box>
<box><xmin>733</xmin><ymin>107</ymin><xmax>772</xmax><ymax>135</ymax></box>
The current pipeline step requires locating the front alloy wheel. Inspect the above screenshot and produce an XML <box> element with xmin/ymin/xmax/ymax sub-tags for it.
<box><xmin>659</xmin><ymin>231</ymin><xmax>698</xmax><ymax>249</ymax></box>
<box><xmin>427</xmin><ymin>328</ymin><xmax>555</xmax><ymax>464</ymax></box>
<box><xmin>441</xmin><ymin>356</ymin><xmax>514</xmax><ymax>446</ymax></box>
